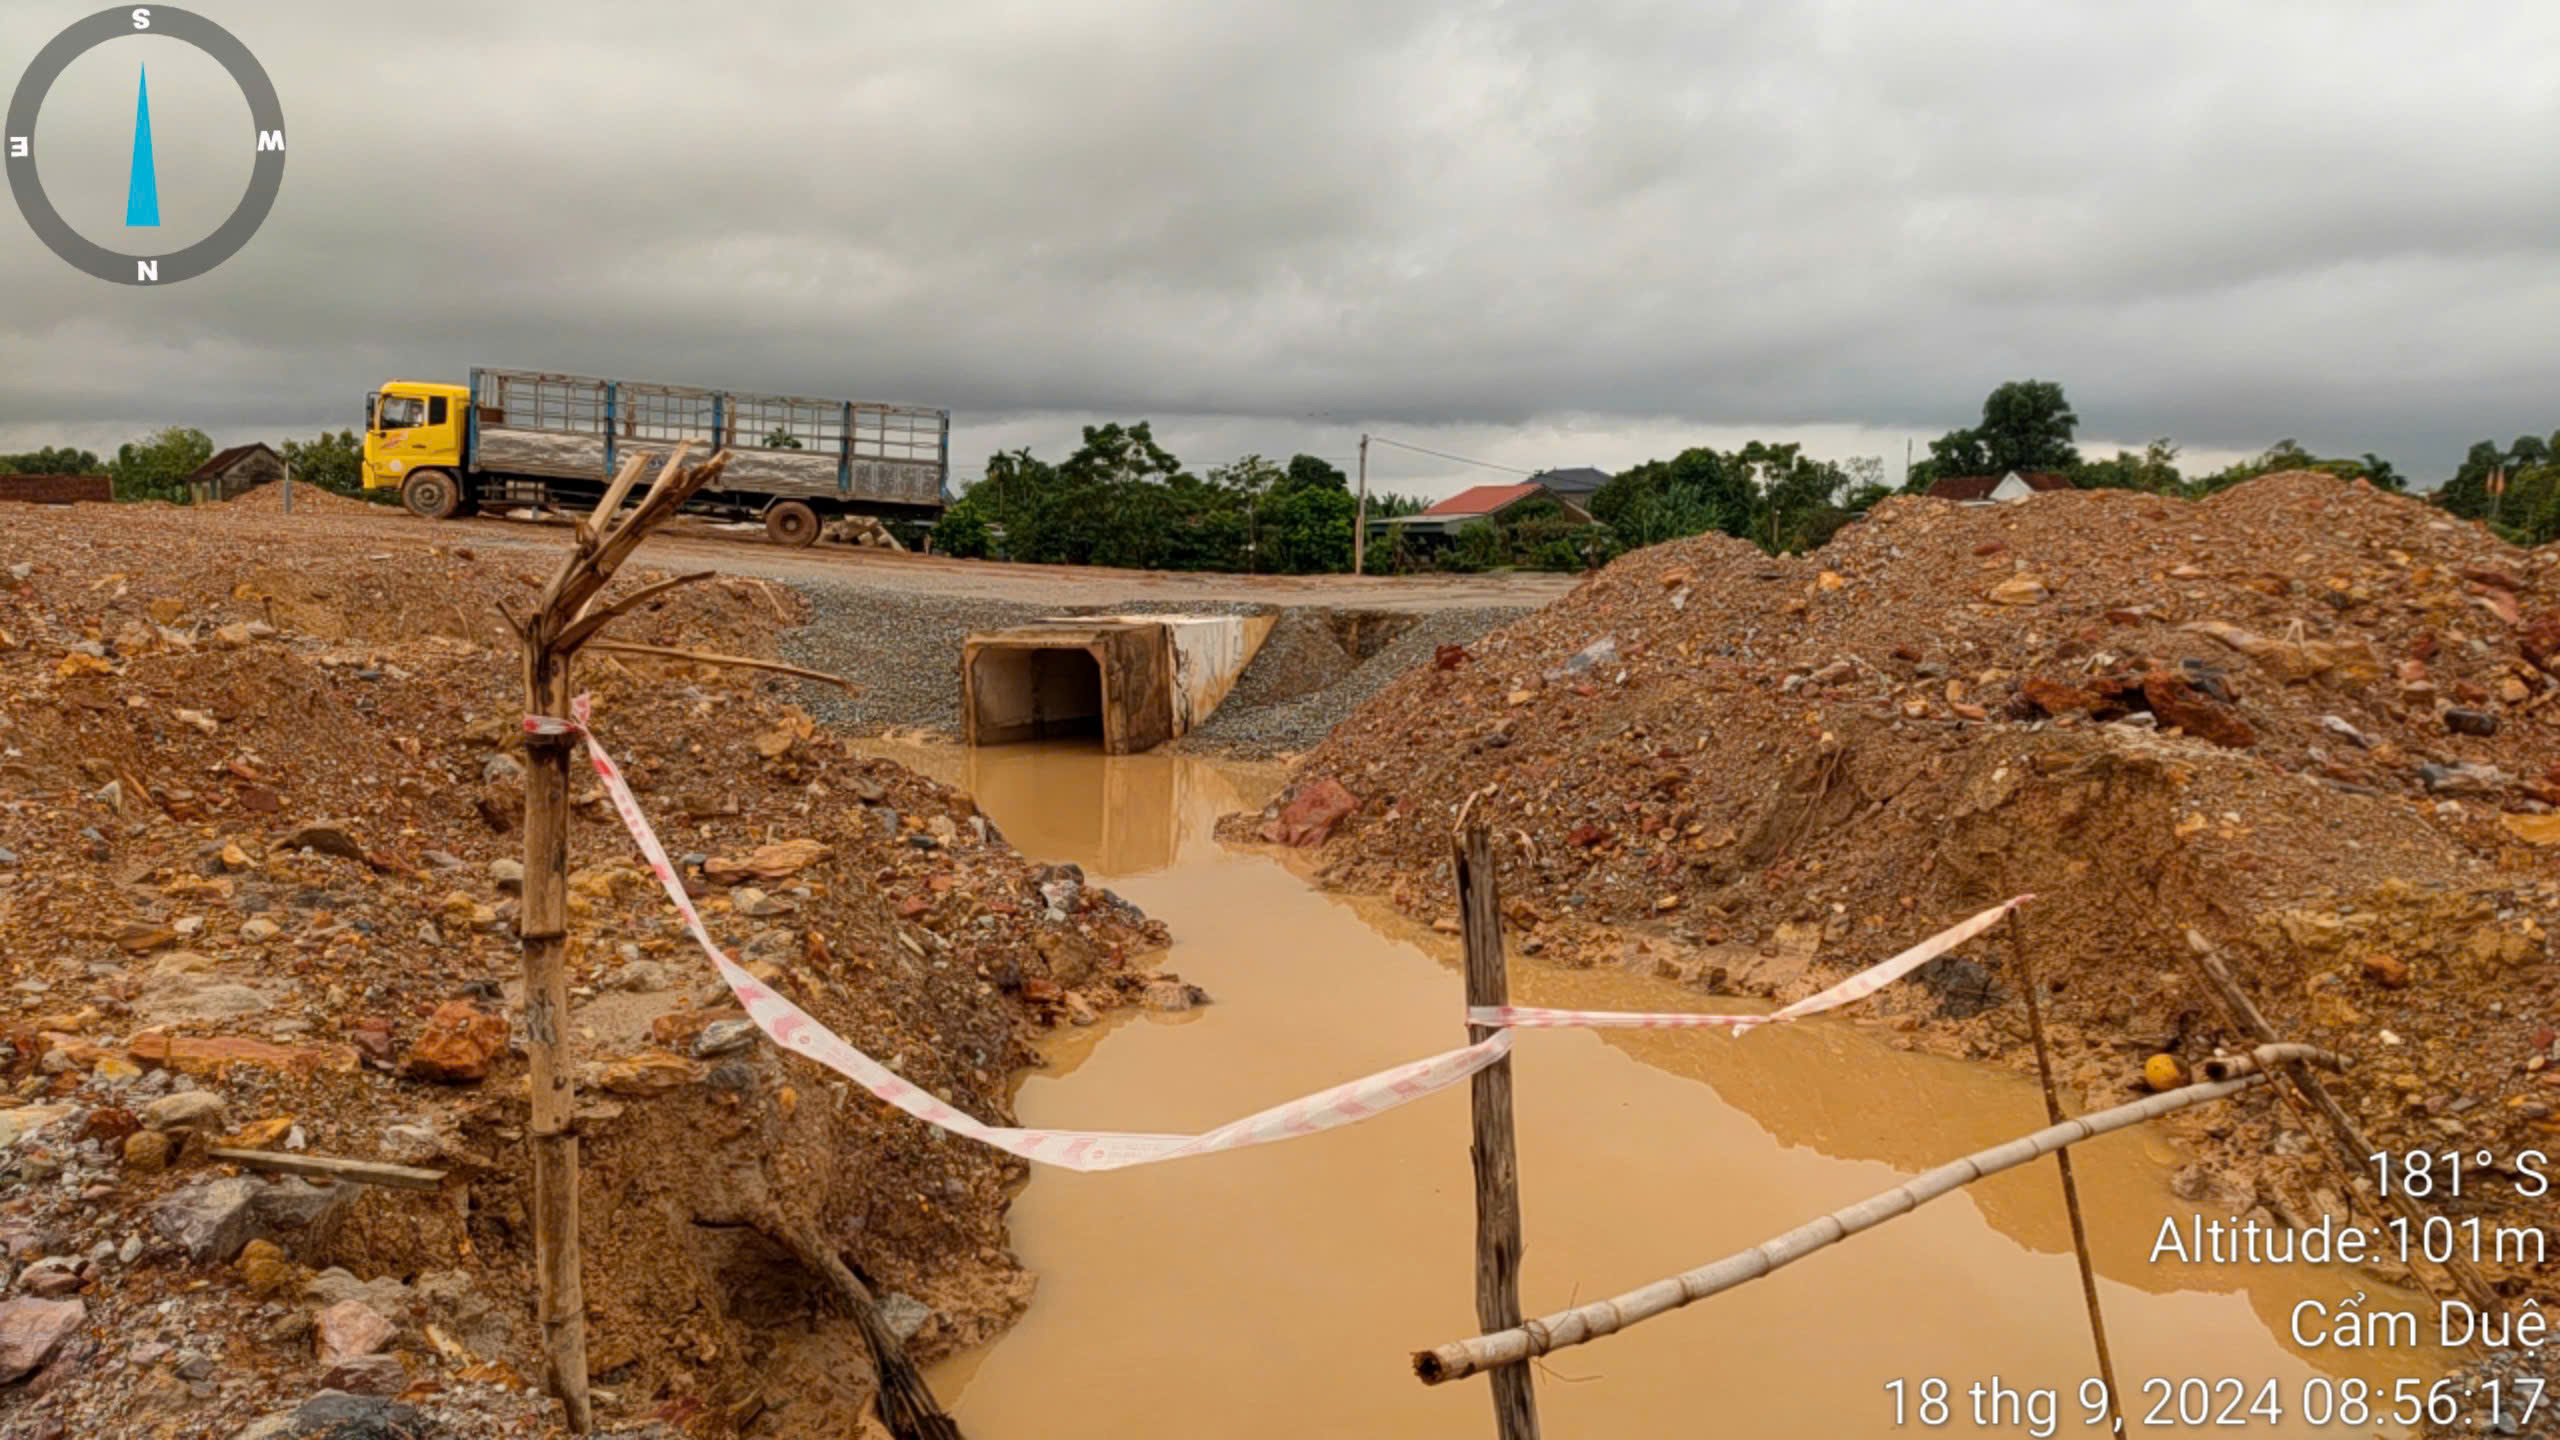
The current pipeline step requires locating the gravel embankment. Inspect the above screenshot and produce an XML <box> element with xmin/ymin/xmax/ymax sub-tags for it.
<box><xmin>776</xmin><ymin>578</ymin><xmax>1533</xmax><ymax>756</ymax></box>
<box><xmin>780</xmin><ymin>584</ymin><xmax>1053</xmax><ymax>734</ymax></box>
<box><xmin>1183</xmin><ymin>606</ymin><xmax>1531</xmax><ymax>755</ymax></box>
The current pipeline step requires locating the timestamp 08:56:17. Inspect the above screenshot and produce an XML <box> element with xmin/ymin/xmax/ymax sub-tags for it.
<box><xmin>1884</xmin><ymin>1374</ymin><xmax>2547</xmax><ymax>1433</ymax></box>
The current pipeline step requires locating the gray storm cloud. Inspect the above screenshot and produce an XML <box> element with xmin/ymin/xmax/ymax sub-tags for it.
<box><xmin>3</xmin><ymin>0</ymin><xmax>2556</xmax><ymax>492</ymax></box>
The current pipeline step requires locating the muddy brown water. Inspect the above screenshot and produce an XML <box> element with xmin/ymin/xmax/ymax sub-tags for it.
<box><xmin>867</xmin><ymin>740</ymin><xmax>2443</xmax><ymax>1437</ymax></box>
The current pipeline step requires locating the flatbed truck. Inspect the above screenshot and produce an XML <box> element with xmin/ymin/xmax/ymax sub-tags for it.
<box><xmin>360</xmin><ymin>366</ymin><xmax>950</xmax><ymax>545</ymax></box>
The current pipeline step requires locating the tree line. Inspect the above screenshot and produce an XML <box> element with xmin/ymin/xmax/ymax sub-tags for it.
<box><xmin>929</xmin><ymin>423</ymin><xmax>1436</xmax><ymax>573</ymax></box>
<box><xmin>0</xmin><ymin>427</ymin><xmax>372</xmax><ymax>504</ymax></box>
<box><xmin>13</xmin><ymin>390</ymin><xmax>2557</xmax><ymax>562</ymax></box>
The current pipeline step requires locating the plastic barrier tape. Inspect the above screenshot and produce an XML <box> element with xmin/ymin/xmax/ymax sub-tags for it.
<box><xmin>1467</xmin><ymin>895</ymin><xmax>2029</xmax><ymax>1034</ymax></box>
<box><xmin>527</xmin><ymin>698</ymin><xmax>1510</xmax><ymax>1172</ymax></box>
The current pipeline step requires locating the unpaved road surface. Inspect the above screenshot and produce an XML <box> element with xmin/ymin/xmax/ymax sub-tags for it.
<box><xmin>445</xmin><ymin>507</ymin><xmax>1580</xmax><ymax>611</ymax></box>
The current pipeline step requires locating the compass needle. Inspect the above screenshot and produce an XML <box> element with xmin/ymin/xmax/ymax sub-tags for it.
<box><xmin>125</xmin><ymin>65</ymin><xmax>159</xmax><ymax>228</ymax></box>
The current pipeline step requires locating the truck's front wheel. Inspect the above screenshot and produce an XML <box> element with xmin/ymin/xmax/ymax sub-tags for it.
<box><xmin>402</xmin><ymin>468</ymin><xmax>462</xmax><ymax>520</ymax></box>
<box><xmin>765</xmin><ymin>500</ymin><xmax>821</xmax><ymax>547</ymax></box>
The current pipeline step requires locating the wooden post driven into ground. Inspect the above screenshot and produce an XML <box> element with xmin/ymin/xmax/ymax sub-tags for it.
<box><xmin>1455</xmin><ymin>825</ymin><xmax>1540</xmax><ymax>1440</ymax></box>
<box><xmin>2007</xmin><ymin>913</ymin><xmax>2122</xmax><ymax>1433</ymax></box>
<box><xmin>513</xmin><ymin>443</ymin><xmax>730</xmax><ymax>1430</ymax></box>
<box><xmin>508</xmin><ymin>441</ymin><xmax>955</xmax><ymax>1437</ymax></box>
<box><xmin>1413</xmin><ymin>1046</ymin><xmax>2343</xmax><ymax>1384</ymax></box>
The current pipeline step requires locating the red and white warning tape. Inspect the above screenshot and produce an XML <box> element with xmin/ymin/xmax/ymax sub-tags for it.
<box><xmin>1467</xmin><ymin>895</ymin><xmax>2028</xmax><ymax>1033</ymax></box>
<box><xmin>528</xmin><ymin>697</ymin><xmax>2023</xmax><ymax>1172</ymax></box>
<box><xmin>528</xmin><ymin>697</ymin><xmax>1507</xmax><ymax>1172</ymax></box>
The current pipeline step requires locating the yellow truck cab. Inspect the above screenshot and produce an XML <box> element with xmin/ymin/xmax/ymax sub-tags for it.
<box><xmin>361</xmin><ymin>380</ymin><xmax>472</xmax><ymax>518</ymax></box>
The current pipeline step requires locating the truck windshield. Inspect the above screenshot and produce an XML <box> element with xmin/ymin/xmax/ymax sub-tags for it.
<box><xmin>378</xmin><ymin>395</ymin><xmax>425</xmax><ymax>431</ymax></box>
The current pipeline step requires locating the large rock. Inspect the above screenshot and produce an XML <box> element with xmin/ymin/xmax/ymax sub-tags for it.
<box><xmin>313</xmin><ymin>1299</ymin><xmax>395</xmax><ymax>1365</ymax></box>
<box><xmin>281</xmin><ymin>821</ymin><xmax>367</xmax><ymax>862</ymax></box>
<box><xmin>398</xmin><ymin>1001</ymin><xmax>508</xmax><ymax>1084</ymax></box>
<box><xmin>153</xmin><ymin>1176</ymin><xmax>261</xmax><ymax>1262</ymax></box>
<box><xmin>280</xmin><ymin>1390</ymin><xmax>440</xmax><ymax>1439</ymax></box>
<box><xmin>253</xmin><ymin>1178</ymin><xmax>357</xmax><ymax>1252</ymax></box>
<box><xmin>143</xmin><ymin>1089</ymin><xmax>230</xmax><ymax>1133</ymax></box>
<box><xmin>1259</xmin><ymin>778</ymin><xmax>1361</xmax><ymax>847</ymax></box>
<box><xmin>0</xmin><ymin>1297</ymin><xmax>83</xmax><ymax>1382</ymax></box>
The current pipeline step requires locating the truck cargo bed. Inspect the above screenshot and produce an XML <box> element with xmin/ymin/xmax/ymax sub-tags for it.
<box><xmin>469</xmin><ymin>367</ymin><xmax>947</xmax><ymax>512</ymax></box>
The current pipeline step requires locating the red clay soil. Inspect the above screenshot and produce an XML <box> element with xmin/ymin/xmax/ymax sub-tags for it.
<box><xmin>0</xmin><ymin>500</ymin><xmax>1183</xmax><ymax>1437</ymax></box>
<box><xmin>1245</xmin><ymin>472</ymin><xmax>2559</xmax><ymax>1308</ymax></box>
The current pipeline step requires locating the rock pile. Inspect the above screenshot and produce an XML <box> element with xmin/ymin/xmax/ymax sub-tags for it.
<box><xmin>0</xmin><ymin>499</ymin><xmax>1189</xmax><ymax>1436</ymax></box>
<box><xmin>1252</xmin><ymin>473</ymin><xmax>2559</xmax><ymax>1307</ymax></box>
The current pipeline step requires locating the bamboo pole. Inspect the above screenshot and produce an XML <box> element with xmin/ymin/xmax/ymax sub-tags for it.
<box><xmin>2181</xmin><ymin>930</ymin><xmax>2504</xmax><ymax>1321</ymax></box>
<box><xmin>1455</xmin><ymin>824</ymin><xmax>1540</xmax><ymax>1439</ymax></box>
<box><xmin>2007</xmin><ymin>912</ymin><xmax>2121</xmax><ymax>1433</ymax></box>
<box><xmin>1413</xmin><ymin>1063</ymin><xmax>2284</xmax><ymax>1384</ymax></box>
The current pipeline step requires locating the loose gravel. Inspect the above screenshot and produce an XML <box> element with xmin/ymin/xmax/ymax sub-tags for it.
<box><xmin>1183</xmin><ymin>606</ymin><xmax>1533</xmax><ymax>756</ymax></box>
<box><xmin>776</xmin><ymin>577</ymin><xmax>1533</xmax><ymax>756</ymax></box>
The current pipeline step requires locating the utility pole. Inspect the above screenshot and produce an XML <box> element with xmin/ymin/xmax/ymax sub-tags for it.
<box><xmin>1354</xmin><ymin>432</ymin><xmax>1370</xmax><ymax>576</ymax></box>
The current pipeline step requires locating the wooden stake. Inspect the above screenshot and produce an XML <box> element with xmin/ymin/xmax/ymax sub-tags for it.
<box><xmin>1415</xmin><ymin>1058</ymin><xmax>2289</xmax><ymax>1384</ymax></box>
<box><xmin>1455</xmin><ymin>824</ymin><xmax>1539</xmax><ymax>1440</ymax></box>
<box><xmin>521</xmin><ymin>620</ymin><xmax>590</xmax><ymax>1432</ymax></box>
<box><xmin>2182</xmin><ymin>930</ymin><xmax>2505</xmax><ymax>1322</ymax></box>
<box><xmin>2007</xmin><ymin>912</ymin><xmax>2122</xmax><ymax>1433</ymax></box>
<box><xmin>513</xmin><ymin>447</ymin><xmax>735</xmax><ymax>1431</ymax></box>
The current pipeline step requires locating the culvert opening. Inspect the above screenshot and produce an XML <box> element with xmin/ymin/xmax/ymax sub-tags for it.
<box><xmin>966</xmin><ymin>644</ymin><xmax>1106</xmax><ymax>745</ymax></box>
<box><xmin>964</xmin><ymin>615</ymin><xmax>1273</xmax><ymax>754</ymax></box>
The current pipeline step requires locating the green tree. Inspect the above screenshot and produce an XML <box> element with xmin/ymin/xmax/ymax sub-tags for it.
<box><xmin>2074</xmin><ymin>438</ymin><xmax>2184</xmax><ymax>493</ymax></box>
<box><xmin>108</xmin><ymin>426</ymin><xmax>214</xmax><ymax>503</ymax></box>
<box><xmin>930</xmin><ymin>491</ymin><xmax>994</xmax><ymax>558</ymax></box>
<box><xmin>0</xmin><ymin>445</ymin><xmax>102</xmax><ymax>475</ymax></box>
<box><xmin>1907</xmin><ymin>379</ymin><xmax>2080</xmax><ymax>489</ymax></box>
<box><xmin>764</xmin><ymin>429</ymin><xmax>802</xmax><ymax>450</ymax></box>
<box><xmin>280</xmin><ymin>430</ymin><xmax>365</xmax><ymax>495</ymax></box>
<box><xmin>1280</xmin><ymin>453</ymin><xmax>1348</xmax><ymax>494</ymax></box>
<box><xmin>1976</xmin><ymin>380</ymin><xmax>2080</xmax><ymax>471</ymax></box>
<box><xmin>1260</xmin><ymin>484</ymin><xmax>1357</xmax><ymax>573</ymax></box>
<box><xmin>1904</xmin><ymin>427</ymin><xmax>1990</xmax><ymax>491</ymax></box>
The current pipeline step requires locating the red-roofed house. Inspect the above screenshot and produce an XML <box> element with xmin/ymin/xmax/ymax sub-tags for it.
<box><xmin>1925</xmin><ymin>469</ymin><xmax>2073</xmax><ymax>505</ymax></box>
<box><xmin>1370</xmin><ymin>481</ymin><xmax>1593</xmax><ymax>543</ymax></box>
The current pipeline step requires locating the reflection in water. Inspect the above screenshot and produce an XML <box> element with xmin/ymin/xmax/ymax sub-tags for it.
<box><xmin>872</xmin><ymin>739</ymin><xmax>1242</xmax><ymax>878</ymax></box>
<box><xmin>877</xmin><ymin>741</ymin><xmax>2439</xmax><ymax>1437</ymax></box>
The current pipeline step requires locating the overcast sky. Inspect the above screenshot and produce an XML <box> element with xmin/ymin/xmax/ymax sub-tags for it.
<box><xmin>4</xmin><ymin>0</ymin><xmax>2557</xmax><ymax>495</ymax></box>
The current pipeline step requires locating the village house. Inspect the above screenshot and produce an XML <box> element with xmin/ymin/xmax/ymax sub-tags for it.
<box><xmin>1367</xmin><ymin>481</ymin><xmax>1594</xmax><ymax>546</ymax></box>
<box><xmin>1925</xmin><ymin>469</ymin><xmax>2074</xmax><ymax>506</ymax></box>
<box><xmin>183</xmin><ymin>443</ymin><xmax>286</xmax><ymax>505</ymax></box>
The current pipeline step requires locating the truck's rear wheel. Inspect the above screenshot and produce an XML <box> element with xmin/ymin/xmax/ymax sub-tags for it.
<box><xmin>402</xmin><ymin>469</ymin><xmax>461</xmax><ymax>520</ymax></box>
<box><xmin>765</xmin><ymin>500</ymin><xmax>820</xmax><ymax>547</ymax></box>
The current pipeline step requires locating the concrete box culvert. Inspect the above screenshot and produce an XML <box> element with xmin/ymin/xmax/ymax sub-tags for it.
<box><xmin>962</xmin><ymin>614</ymin><xmax>1273</xmax><ymax>754</ymax></box>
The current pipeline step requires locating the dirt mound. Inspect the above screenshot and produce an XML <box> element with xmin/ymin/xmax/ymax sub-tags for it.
<box><xmin>1250</xmin><ymin>472</ymin><xmax>2560</xmax><ymax>1302</ymax></box>
<box><xmin>217</xmin><ymin>480</ymin><xmax>391</xmax><ymax>516</ymax></box>
<box><xmin>0</xmin><ymin>500</ymin><xmax>1185</xmax><ymax>1437</ymax></box>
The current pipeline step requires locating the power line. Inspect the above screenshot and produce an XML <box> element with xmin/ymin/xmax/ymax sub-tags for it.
<box><xmin>1366</xmin><ymin>434</ymin><xmax>1537</xmax><ymax>476</ymax></box>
